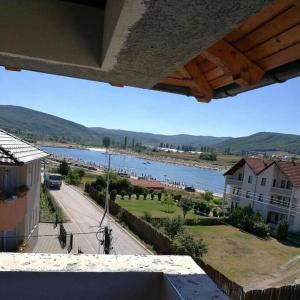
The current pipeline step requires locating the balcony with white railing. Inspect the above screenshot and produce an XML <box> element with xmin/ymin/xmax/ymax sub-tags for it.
<box><xmin>270</xmin><ymin>186</ymin><xmax>292</xmax><ymax>196</ymax></box>
<box><xmin>0</xmin><ymin>253</ymin><xmax>229</xmax><ymax>300</ymax></box>
<box><xmin>225</xmin><ymin>176</ymin><xmax>243</xmax><ymax>186</ymax></box>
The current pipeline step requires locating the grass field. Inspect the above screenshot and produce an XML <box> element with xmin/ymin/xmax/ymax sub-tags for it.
<box><xmin>116</xmin><ymin>198</ymin><xmax>198</xmax><ymax>219</ymax></box>
<box><xmin>185</xmin><ymin>225</ymin><xmax>300</xmax><ymax>289</ymax></box>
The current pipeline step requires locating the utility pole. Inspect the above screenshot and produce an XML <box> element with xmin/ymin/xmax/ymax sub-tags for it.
<box><xmin>98</xmin><ymin>153</ymin><xmax>112</xmax><ymax>254</ymax></box>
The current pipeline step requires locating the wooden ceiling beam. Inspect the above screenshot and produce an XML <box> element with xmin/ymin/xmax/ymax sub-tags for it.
<box><xmin>184</xmin><ymin>60</ymin><xmax>213</xmax><ymax>103</ymax></box>
<box><xmin>202</xmin><ymin>39</ymin><xmax>264</xmax><ymax>87</ymax></box>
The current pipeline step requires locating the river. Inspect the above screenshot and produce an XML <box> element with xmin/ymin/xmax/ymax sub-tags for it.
<box><xmin>42</xmin><ymin>146</ymin><xmax>225</xmax><ymax>194</ymax></box>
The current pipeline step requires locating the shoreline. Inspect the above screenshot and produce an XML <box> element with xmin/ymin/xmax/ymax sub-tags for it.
<box><xmin>38</xmin><ymin>142</ymin><xmax>228</xmax><ymax>172</ymax></box>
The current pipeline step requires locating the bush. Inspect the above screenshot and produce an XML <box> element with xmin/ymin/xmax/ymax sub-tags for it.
<box><xmin>171</xmin><ymin>232</ymin><xmax>207</xmax><ymax>259</ymax></box>
<box><xmin>212</xmin><ymin>208</ymin><xmax>219</xmax><ymax>217</ymax></box>
<box><xmin>143</xmin><ymin>211</ymin><xmax>152</xmax><ymax>223</ymax></box>
<box><xmin>199</xmin><ymin>152</ymin><xmax>217</xmax><ymax>161</ymax></box>
<box><xmin>228</xmin><ymin>205</ymin><xmax>269</xmax><ymax>237</ymax></box>
<box><xmin>253</xmin><ymin>221</ymin><xmax>269</xmax><ymax>238</ymax></box>
<box><xmin>203</xmin><ymin>191</ymin><xmax>214</xmax><ymax>202</ymax></box>
<box><xmin>110</xmin><ymin>190</ymin><xmax>118</xmax><ymax>201</ymax></box>
<box><xmin>194</xmin><ymin>202</ymin><xmax>210</xmax><ymax>216</ymax></box>
<box><xmin>164</xmin><ymin>216</ymin><xmax>183</xmax><ymax>239</ymax></box>
<box><xmin>65</xmin><ymin>170</ymin><xmax>81</xmax><ymax>186</ymax></box>
<box><xmin>276</xmin><ymin>219</ymin><xmax>289</xmax><ymax>240</ymax></box>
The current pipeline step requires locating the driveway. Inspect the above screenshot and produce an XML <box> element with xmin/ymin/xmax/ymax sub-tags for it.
<box><xmin>49</xmin><ymin>183</ymin><xmax>151</xmax><ymax>255</ymax></box>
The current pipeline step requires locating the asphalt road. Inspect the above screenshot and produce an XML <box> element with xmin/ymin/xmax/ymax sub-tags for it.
<box><xmin>49</xmin><ymin>183</ymin><xmax>151</xmax><ymax>255</ymax></box>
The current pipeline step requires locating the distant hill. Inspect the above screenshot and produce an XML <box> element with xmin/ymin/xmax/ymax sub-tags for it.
<box><xmin>0</xmin><ymin>105</ymin><xmax>100</xmax><ymax>145</ymax></box>
<box><xmin>0</xmin><ymin>105</ymin><xmax>230</xmax><ymax>147</ymax></box>
<box><xmin>89</xmin><ymin>127</ymin><xmax>230</xmax><ymax>147</ymax></box>
<box><xmin>215</xmin><ymin>132</ymin><xmax>300</xmax><ymax>154</ymax></box>
<box><xmin>0</xmin><ymin>105</ymin><xmax>299</xmax><ymax>154</ymax></box>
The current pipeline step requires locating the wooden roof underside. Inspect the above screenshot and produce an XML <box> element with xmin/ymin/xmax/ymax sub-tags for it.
<box><xmin>160</xmin><ymin>0</ymin><xmax>300</xmax><ymax>102</ymax></box>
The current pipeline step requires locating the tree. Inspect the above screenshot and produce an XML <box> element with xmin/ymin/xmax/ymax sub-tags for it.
<box><xmin>102</xmin><ymin>137</ymin><xmax>111</xmax><ymax>149</ymax></box>
<box><xmin>178</xmin><ymin>197</ymin><xmax>194</xmax><ymax>219</ymax></box>
<box><xmin>157</xmin><ymin>192</ymin><xmax>162</xmax><ymax>201</ymax></box>
<box><xmin>124</xmin><ymin>136</ymin><xmax>128</xmax><ymax>149</ymax></box>
<box><xmin>164</xmin><ymin>217</ymin><xmax>183</xmax><ymax>239</ymax></box>
<box><xmin>162</xmin><ymin>194</ymin><xmax>175</xmax><ymax>213</ymax></box>
<box><xmin>203</xmin><ymin>191</ymin><xmax>214</xmax><ymax>202</ymax></box>
<box><xmin>110</xmin><ymin>190</ymin><xmax>118</xmax><ymax>201</ymax></box>
<box><xmin>58</xmin><ymin>159</ymin><xmax>70</xmax><ymax>176</ymax></box>
<box><xmin>77</xmin><ymin>169</ymin><xmax>85</xmax><ymax>181</ymax></box>
<box><xmin>276</xmin><ymin>219</ymin><xmax>288</xmax><ymax>240</ymax></box>
<box><xmin>171</xmin><ymin>232</ymin><xmax>207</xmax><ymax>259</ymax></box>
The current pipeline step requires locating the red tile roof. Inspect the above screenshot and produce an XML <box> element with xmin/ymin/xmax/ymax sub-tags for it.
<box><xmin>277</xmin><ymin>162</ymin><xmax>300</xmax><ymax>188</ymax></box>
<box><xmin>224</xmin><ymin>157</ymin><xmax>273</xmax><ymax>176</ymax></box>
<box><xmin>244</xmin><ymin>158</ymin><xmax>273</xmax><ymax>175</ymax></box>
<box><xmin>129</xmin><ymin>178</ymin><xmax>165</xmax><ymax>190</ymax></box>
<box><xmin>225</xmin><ymin>158</ymin><xmax>300</xmax><ymax>188</ymax></box>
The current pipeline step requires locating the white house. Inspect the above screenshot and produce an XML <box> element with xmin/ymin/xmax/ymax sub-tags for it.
<box><xmin>224</xmin><ymin>158</ymin><xmax>300</xmax><ymax>232</ymax></box>
<box><xmin>0</xmin><ymin>129</ymin><xmax>48</xmax><ymax>251</ymax></box>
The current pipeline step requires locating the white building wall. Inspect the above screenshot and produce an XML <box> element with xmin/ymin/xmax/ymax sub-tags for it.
<box><xmin>24</xmin><ymin>160</ymin><xmax>41</xmax><ymax>238</ymax></box>
<box><xmin>254</xmin><ymin>164</ymin><xmax>274</xmax><ymax>219</ymax></box>
<box><xmin>291</xmin><ymin>188</ymin><xmax>300</xmax><ymax>232</ymax></box>
<box><xmin>240</xmin><ymin>164</ymin><xmax>256</xmax><ymax>208</ymax></box>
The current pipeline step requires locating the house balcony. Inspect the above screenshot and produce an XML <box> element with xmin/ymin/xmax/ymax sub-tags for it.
<box><xmin>0</xmin><ymin>253</ymin><xmax>229</xmax><ymax>300</ymax></box>
<box><xmin>0</xmin><ymin>194</ymin><xmax>27</xmax><ymax>231</ymax></box>
<box><xmin>270</xmin><ymin>187</ymin><xmax>292</xmax><ymax>196</ymax></box>
<box><xmin>225</xmin><ymin>177</ymin><xmax>243</xmax><ymax>186</ymax></box>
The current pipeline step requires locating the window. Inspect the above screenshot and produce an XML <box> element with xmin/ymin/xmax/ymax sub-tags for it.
<box><xmin>261</xmin><ymin>178</ymin><xmax>267</xmax><ymax>186</ymax></box>
<box><xmin>280</xmin><ymin>180</ymin><xmax>286</xmax><ymax>189</ymax></box>
<box><xmin>278</xmin><ymin>196</ymin><xmax>282</xmax><ymax>205</ymax></box>
<box><xmin>258</xmin><ymin>194</ymin><xmax>263</xmax><ymax>201</ymax></box>
<box><xmin>248</xmin><ymin>176</ymin><xmax>253</xmax><ymax>184</ymax></box>
<box><xmin>238</xmin><ymin>173</ymin><xmax>243</xmax><ymax>181</ymax></box>
<box><xmin>246</xmin><ymin>191</ymin><xmax>251</xmax><ymax>199</ymax></box>
<box><xmin>270</xmin><ymin>195</ymin><xmax>274</xmax><ymax>204</ymax></box>
<box><xmin>286</xmin><ymin>181</ymin><xmax>293</xmax><ymax>190</ymax></box>
<box><xmin>272</xmin><ymin>179</ymin><xmax>276</xmax><ymax>187</ymax></box>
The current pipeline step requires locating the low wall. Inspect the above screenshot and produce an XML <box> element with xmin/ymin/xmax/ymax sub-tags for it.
<box><xmin>109</xmin><ymin>201</ymin><xmax>172</xmax><ymax>254</ymax></box>
<box><xmin>88</xmin><ymin>191</ymin><xmax>300</xmax><ymax>300</ymax></box>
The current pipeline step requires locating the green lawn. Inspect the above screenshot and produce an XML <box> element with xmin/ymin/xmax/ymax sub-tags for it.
<box><xmin>116</xmin><ymin>198</ymin><xmax>198</xmax><ymax>219</ymax></box>
<box><xmin>185</xmin><ymin>225</ymin><xmax>300</xmax><ymax>288</ymax></box>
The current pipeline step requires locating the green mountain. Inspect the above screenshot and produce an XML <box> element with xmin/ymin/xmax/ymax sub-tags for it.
<box><xmin>1</xmin><ymin>105</ymin><xmax>299</xmax><ymax>154</ymax></box>
<box><xmin>215</xmin><ymin>132</ymin><xmax>300</xmax><ymax>154</ymax></box>
<box><xmin>89</xmin><ymin>127</ymin><xmax>230</xmax><ymax>147</ymax></box>
<box><xmin>0</xmin><ymin>105</ymin><xmax>100</xmax><ymax>145</ymax></box>
<box><xmin>0</xmin><ymin>105</ymin><xmax>229</xmax><ymax>147</ymax></box>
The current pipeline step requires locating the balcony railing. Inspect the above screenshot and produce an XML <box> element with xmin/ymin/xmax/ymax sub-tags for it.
<box><xmin>271</xmin><ymin>186</ymin><xmax>292</xmax><ymax>196</ymax></box>
<box><xmin>226</xmin><ymin>177</ymin><xmax>243</xmax><ymax>186</ymax></box>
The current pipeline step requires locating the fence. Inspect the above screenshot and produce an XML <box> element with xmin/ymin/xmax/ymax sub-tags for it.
<box><xmin>87</xmin><ymin>191</ymin><xmax>300</xmax><ymax>300</ymax></box>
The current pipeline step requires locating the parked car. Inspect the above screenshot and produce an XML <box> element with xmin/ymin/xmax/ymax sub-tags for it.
<box><xmin>184</xmin><ymin>186</ymin><xmax>195</xmax><ymax>192</ymax></box>
<box><xmin>44</xmin><ymin>173</ymin><xmax>63</xmax><ymax>189</ymax></box>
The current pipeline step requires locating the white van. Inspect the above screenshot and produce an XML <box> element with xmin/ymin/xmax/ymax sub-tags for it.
<box><xmin>44</xmin><ymin>173</ymin><xmax>63</xmax><ymax>189</ymax></box>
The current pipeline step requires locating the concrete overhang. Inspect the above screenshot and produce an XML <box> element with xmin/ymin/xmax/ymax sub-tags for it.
<box><xmin>0</xmin><ymin>253</ymin><xmax>229</xmax><ymax>300</ymax></box>
<box><xmin>1</xmin><ymin>0</ymin><xmax>298</xmax><ymax>102</ymax></box>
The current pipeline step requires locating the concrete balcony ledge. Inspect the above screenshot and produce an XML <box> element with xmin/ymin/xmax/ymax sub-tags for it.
<box><xmin>0</xmin><ymin>253</ymin><xmax>229</xmax><ymax>300</ymax></box>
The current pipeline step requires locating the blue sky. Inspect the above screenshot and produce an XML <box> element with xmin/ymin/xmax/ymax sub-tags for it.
<box><xmin>0</xmin><ymin>68</ymin><xmax>299</xmax><ymax>138</ymax></box>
